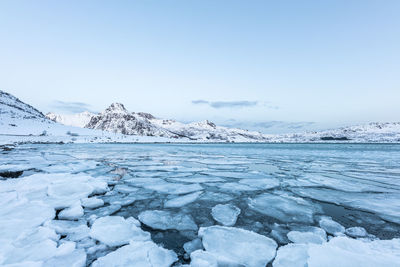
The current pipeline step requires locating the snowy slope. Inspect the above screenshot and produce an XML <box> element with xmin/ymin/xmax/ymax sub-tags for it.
<box><xmin>0</xmin><ymin>90</ymin><xmax>176</xmax><ymax>144</ymax></box>
<box><xmin>268</xmin><ymin>123</ymin><xmax>400</xmax><ymax>143</ymax></box>
<box><xmin>46</xmin><ymin>111</ymin><xmax>95</xmax><ymax>128</ymax></box>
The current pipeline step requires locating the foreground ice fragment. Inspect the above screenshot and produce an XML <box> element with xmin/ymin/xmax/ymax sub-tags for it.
<box><xmin>292</xmin><ymin>187</ymin><xmax>400</xmax><ymax>224</ymax></box>
<box><xmin>43</xmin><ymin>248</ymin><xmax>86</xmax><ymax>267</ymax></box>
<box><xmin>211</xmin><ymin>204</ymin><xmax>241</xmax><ymax>226</ymax></box>
<box><xmin>90</xmin><ymin>216</ymin><xmax>150</xmax><ymax>247</ymax></box>
<box><xmin>273</xmin><ymin>236</ymin><xmax>400</xmax><ymax>267</ymax></box>
<box><xmin>88</xmin><ymin>204</ymin><xmax>121</xmax><ymax>217</ymax></box>
<box><xmin>81</xmin><ymin>197</ymin><xmax>104</xmax><ymax>209</ymax></box>
<box><xmin>138</xmin><ymin>210</ymin><xmax>198</xmax><ymax>231</ymax></box>
<box><xmin>248</xmin><ymin>192</ymin><xmax>318</xmax><ymax>223</ymax></box>
<box><xmin>238</xmin><ymin>178</ymin><xmax>280</xmax><ymax>189</ymax></box>
<box><xmin>345</xmin><ymin>226</ymin><xmax>368</xmax><ymax>238</ymax></box>
<box><xmin>319</xmin><ymin>217</ymin><xmax>345</xmax><ymax>235</ymax></box>
<box><xmin>0</xmin><ymin>199</ymin><xmax>55</xmax><ymax>240</ymax></box>
<box><xmin>190</xmin><ymin>250</ymin><xmax>218</xmax><ymax>267</ymax></box>
<box><xmin>91</xmin><ymin>241</ymin><xmax>178</xmax><ymax>267</ymax></box>
<box><xmin>58</xmin><ymin>202</ymin><xmax>84</xmax><ymax>220</ymax></box>
<box><xmin>143</xmin><ymin>182</ymin><xmax>203</xmax><ymax>194</ymax></box>
<box><xmin>273</xmin><ymin>243</ymin><xmax>309</xmax><ymax>267</ymax></box>
<box><xmin>183</xmin><ymin>238</ymin><xmax>203</xmax><ymax>254</ymax></box>
<box><xmin>198</xmin><ymin>225</ymin><xmax>277</xmax><ymax>267</ymax></box>
<box><xmin>45</xmin><ymin>220</ymin><xmax>89</xmax><ymax>237</ymax></box>
<box><xmin>164</xmin><ymin>191</ymin><xmax>203</xmax><ymax>208</ymax></box>
<box><xmin>287</xmin><ymin>227</ymin><xmax>327</xmax><ymax>244</ymax></box>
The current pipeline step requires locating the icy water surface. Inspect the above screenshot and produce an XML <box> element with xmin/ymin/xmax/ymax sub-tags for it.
<box><xmin>2</xmin><ymin>143</ymin><xmax>400</xmax><ymax>265</ymax></box>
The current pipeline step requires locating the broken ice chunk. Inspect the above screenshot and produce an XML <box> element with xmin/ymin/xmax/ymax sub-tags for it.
<box><xmin>144</xmin><ymin>182</ymin><xmax>203</xmax><ymax>194</ymax></box>
<box><xmin>190</xmin><ymin>250</ymin><xmax>218</xmax><ymax>267</ymax></box>
<box><xmin>211</xmin><ymin>204</ymin><xmax>241</xmax><ymax>226</ymax></box>
<box><xmin>248</xmin><ymin>192</ymin><xmax>319</xmax><ymax>223</ymax></box>
<box><xmin>319</xmin><ymin>217</ymin><xmax>345</xmax><ymax>236</ymax></box>
<box><xmin>43</xmin><ymin>249</ymin><xmax>86</xmax><ymax>267</ymax></box>
<box><xmin>238</xmin><ymin>178</ymin><xmax>280</xmax><ymax>190</ymax></box>
<box><xmin>91</xmin><ymin>241</ymin><xmax>177</xmax><ymax>267</ymax></box>
<box><xmin>198</xmin><ymin>226</ymin><xmax>277</xmax><ymax>267</ymax></box>
<box><xmin>138</xmin><ymin>210</ymin><xmax>198</xmax><ymax>231</ymax></box>
<box><xmin>58</xmin><ymin>202</ymin><xmax>84</xmax><ymax>220</ymax></box>
<box><xmin>164</xmin><ymin>191</ymin><xmax>203</xmax><ymax>208</ymax></box>
<box><xmin>90</xmin><ymin>216</ymin><xmax>150</xmax><ymax>247</ymax></box>
<box><xmin>183</xmin><ymin>238</ymin><xmax>203</xmax><ymax>254</ymax></box>
<box><xmin>287</xmin><ymin>227</ymin><xmax>327</xmax><ymax>244</ymax></box>
<box><xmin>113</xmin><ymin>184</ymin><xmax>138</xmax><ymax>194</ymax></box>
<box><xmin>81</xmin><ymin>197</ymin><xmax>104</xmax><ymax>209</ymax></box>
<box><xmin>0</xmin><ymin>199</ymin><xmax>55</xmax><ymax>240</ymax></box>
<box><xmin>273</xmin><ymin>243</ymin><xmax>309</xmax><ymax>267</ymax></box>
<box><xmin>345</xmin><ymin>226</ymin><xmax>368</xmax><ymax>238</ymax></box>
<box><xmin>87</xmin><ymin>204</ymin><xmax>121</xmax><ymax>217</ymax></box>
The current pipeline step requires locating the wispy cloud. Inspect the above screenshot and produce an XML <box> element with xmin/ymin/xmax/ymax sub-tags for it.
<box><xmin>252</xmin><ymin>121</ymin><xmax>315</xmax><ymax>129</ymax></box>
<box><xmin>222</xmin><ymin>120</ymin><xmax>316</xmax><ymax>133</ymax></box>
<box><xmin>192</xmin><ymin>100</ymin><xmax>209</xmax><ymax>105</ymax></box>
<box><xmin>51</xmin><ymin>100</ymin><xmax>95</xmax><ymax>113</ymax></box>
<box><xmin>192</xmin><ymin>100</ymin><xmax>259</xmax><ymax>109</ymax></box>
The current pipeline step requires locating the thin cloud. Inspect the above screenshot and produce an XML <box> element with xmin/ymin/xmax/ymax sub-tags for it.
<box><xmin>192</xmin><ymin>100</ymin><xmax>259</xmax><ymax>109</ymax></box>
<box><xmin>253</xmin><ymin>121</ymin><xmax>315</xmax><ymax>129</ymax></box>
<box><xmin>51</xmin><ymin>100</ymin><xmax>95</xmax><ymax>113</ymax></box>
<box><xmin>192</xmin><ymin>100</ymin><xmax>209</xmax><ymax>105</ymax></box>
<box><xmin>223</xmin><ymin>120</ymin><xmax>315</xmax><ymax>131</ymax></box>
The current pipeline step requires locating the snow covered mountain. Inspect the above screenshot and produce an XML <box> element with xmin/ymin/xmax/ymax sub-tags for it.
<box><xmin>2</xmin><ymin>89</ymin><xmax>400</xmax><ymax>143</ymax></box>
<box><xmin>0</xmin><ymin>90</ymin><xmax>173</xmax><ymax>144</ymax></box>
<box><xmin>270</xmin><ymin>122</ymin><xmax>400</xmax><ymax>143</ymax></box>
<box><xmin>0</xmin><ymin>90</ymin><xmax>54</xmax><ymax>135</ymax></box>
<box><xmin>84</xmin><ymin>103</ymin><xmax>268</xmax><ymax>142</ymax></box>
<box><xmin>0</xmin><ymin>90</ymin><xmax>47</xmax><ymax>121</ymax></box>
<box><xmin>46</xmin><ymin>111</ymin><xmax>95</xmax><ymax>128</ymax></box>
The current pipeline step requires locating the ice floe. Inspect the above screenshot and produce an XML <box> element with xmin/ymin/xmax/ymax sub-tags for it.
<box><xmin>238</xmin><ymin>178</ymin><xmax>280</xmax><ymax>189</ymax></box>
<box><xmin>248</xmin><ymin>192</ymin><xmax>320</xmax><ymax>223</ymax></box>
<box><xmin>319</xmin><ymin>217</ymin><xmax>345</xmax><ymax>235</ymax></box>
<box><xmin>292</xmin><ymin>187</ymin><xmax>400</xmax><ymax>224</ymax></box>
<box><xmin>287</xmin><ymin>227</ymin><xmax>327</xmax><ymax>244</ymax></box>
<box><xmin>345</xmin><ymin>226</ymin><xmax>368</xmax><ymax>238</ymax></box>
<box><xmin>198</xmin><ymin>226</ymin><xmax>277</xmax><ymax>267</ymax></box>
<box><xmin>138</xmin><ymin>210</ymin><xmax>198</xmax><ymax>231</ymax></box>
<box><xmin>183</xmin><ymin>238</ymin><xmax>203</xmax><ymax>254</ymax></box>
<box><xmin>91</xmin><ymin>241</ymin><xmax>177</xmax><ymax>267</ymax></box>
<box><xmin>211</xmin><ymin>204</ymin><xmax>241</xmax><ymax>226</ymax></box>
<box><xmin>58</xmin><ymin>202</ymin><xmax>84</xmax><ymax>220</ymax></box>
<box><xmin>2</xmin><ymin>143</ymin><xmax>400</xmax><ymax>266</ymax></box>
<box><xmin>143</xmin><ymin>182</ymin><xmax>203</xmax><ymax>194</ymax></box>
<box><xmin>164</xmin><ymin>191</ymin><xmax>203</xmax><ymax>208</ymax></box>
<box><xmin>89</xmin><ymin>216</ymin><xmax>150</xmax><ymax>247</ymax></box>
<box><xmin>190</xmin><ymin>250</ymin><xmax>218</xmax><ymax>267</ymax></box>
<box><xmin>81</xmin><ymin>197</ymin><xmax>104</xmax><ymax>209</ymax></box>
<box><xmin>273</xmin><ymin>236</ymin><xmax>400</xmax><ymax>267</ymax></box>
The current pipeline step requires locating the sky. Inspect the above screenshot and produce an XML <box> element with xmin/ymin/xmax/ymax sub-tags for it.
<box><xmin>0</xmin><ymin>0</ymin><xmax>399</xmax><ymax>133</ymax></box>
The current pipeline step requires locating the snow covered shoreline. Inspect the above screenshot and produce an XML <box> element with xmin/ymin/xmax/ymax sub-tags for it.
<box><xmin>2</xmin><ymin>134</ymin><xmax>400</xmax><ymax>147</ymax></box>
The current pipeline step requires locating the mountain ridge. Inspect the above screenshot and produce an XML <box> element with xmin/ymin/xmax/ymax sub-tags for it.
<box><xmin>1</xmin><ymin>89</ymin><xmax>400</xmax><ymax>143</ymax></box>
<box><xmin>82</xmin><ymin>102</ymin><xmax>267</xmax><ymax>141</ymax></box>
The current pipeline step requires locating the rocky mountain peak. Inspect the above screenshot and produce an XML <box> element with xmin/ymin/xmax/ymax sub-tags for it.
<box><xmin>105</xmin><ymin>103</ymin><xmax>128</xmax><ymax>114</ymax></box>
<box><xmin>137</xmin><ymin>112</ymin><xmax>155</xmax><ymax>120</ymax></box>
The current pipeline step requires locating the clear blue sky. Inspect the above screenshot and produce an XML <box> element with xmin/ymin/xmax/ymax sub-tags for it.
<box><xmin>0</xmin><ymin>0</ymin><xmax>399</xmax><ymax>133</ymax></box>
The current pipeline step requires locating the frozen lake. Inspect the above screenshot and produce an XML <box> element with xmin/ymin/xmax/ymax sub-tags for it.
<box><xmin>1</xmin><ymin>143</ymin><xmax>400</xmax><ymax>266</ymax></box>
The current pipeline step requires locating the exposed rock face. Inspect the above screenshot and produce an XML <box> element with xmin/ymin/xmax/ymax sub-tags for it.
<box><xmin>84</xmin><ymin>102</ymin><xmax>268</xmax><ymax>142</ymax></box>
<box><xmin>85</xmin><ymin>103</ymin><xmax>179</xmax><ymax>138</ymax></box>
